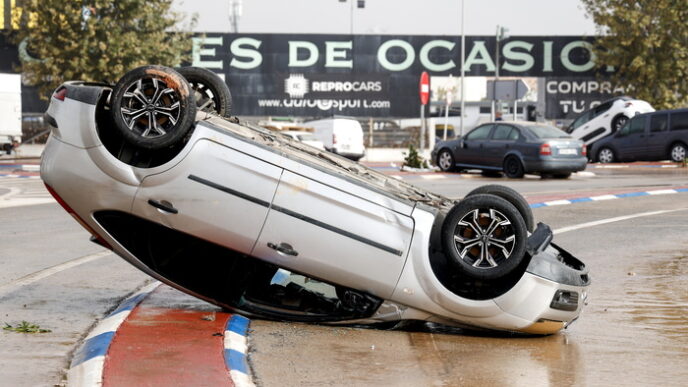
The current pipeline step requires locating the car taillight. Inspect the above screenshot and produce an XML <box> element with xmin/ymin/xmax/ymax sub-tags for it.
<box><xmin>44</xmin><ymin>183</ymin><xmax>112</xmax><ymax>250</ymax></box>
<box><xmin>53</xmin><ymin>87</ymin><xmax>67</xmax><ymax>101</ymax></box>
<box><xmin>624</xmin><ymin>102</ymin><xmax>633</xmax><ymax>108</ymax></box>
<box><xmin>582</xmin><ymin>145</ymin><xmax>587</xmax><ymax>157</ymax></box>
<box><xmin>332</xmin><ymin>133</ymin><xmax>337</xmax><ymax>145</ymax></box>
<box><xmin>540</xmin><ymin>143</ymin><xmax>552</xmax><ymax>156</ymax></box>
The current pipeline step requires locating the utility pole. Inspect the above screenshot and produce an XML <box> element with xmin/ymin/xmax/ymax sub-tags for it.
<box><xmin>492</xmin><ymin>25</ymin><xmax>508</xmax><ymax>121</ymax></box>
<box><xmin>229</xmin><ymin>0</ymin><xmax>242</xmax><ymax>33</ymax></box>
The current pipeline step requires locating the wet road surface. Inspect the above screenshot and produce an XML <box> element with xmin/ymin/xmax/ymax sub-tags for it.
<box><xmin>249</xmin><ymin>194</ymin><xmax>688</xmax><ymax>387</ymax></box>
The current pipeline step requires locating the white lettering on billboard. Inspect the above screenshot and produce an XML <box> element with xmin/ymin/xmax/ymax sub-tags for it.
<box><xmin>419</xmin><ymin>40</ymin><xmax>456</xmax><ymax>72</ymax></box>
<box><xmin>289</xmin><ymin>41</ymin><xmax>319</xmax><ymax>67</ymax></box>
<box><xmin>377</xmin><ymin>39</ymin><xmax>415</xmax><ymax>72</ymax></box>
<box><xmin>230</xmin><ymin>37</ymin><xmax>263</xmax><ymax>69</ymax></box>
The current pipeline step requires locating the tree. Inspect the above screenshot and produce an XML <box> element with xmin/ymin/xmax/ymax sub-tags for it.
<box><xmin>11</xmin><ymin>0</ymin><xmax>195</xmax><ymax>98</ymax></box>
<box><xmin>582</xmin><ymin>0</ymin><xmax>688</xmax><ymax>109</ymax></box>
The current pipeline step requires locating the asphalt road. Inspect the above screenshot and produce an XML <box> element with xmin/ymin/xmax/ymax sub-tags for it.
<box><xmin>1</xmin><ymin>166</ymin><xmax>687</xmax><ymax>386</ymax></box>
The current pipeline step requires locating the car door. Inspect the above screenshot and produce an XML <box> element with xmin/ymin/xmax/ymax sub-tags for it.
<box><xmin>647</xmin><ymin>113</ymin><xmax>669</xmax><ymax>159</ymax></box>
<box><xmin>132</xmin><ymin>139</ymin><xmax>283</xmax><ymax>255</ymax></box>
<box><xmin>455</xmin><ymin>124</ymin><xmax>494</xmax><ymax>167</ymax></box>
<box><xmin>251</xmin><ymin>170</ymin><xmax>414</xmax><ymax>299</ymax></box>
<box><xmin>483</xmin><ymin>124</ymin><xmax>520</xmax><ymax>167</ymax></box>
<box><xmin>614</xmin><ymin>116</ymin><xmax>647</xmax><ymax>160</ymax></box>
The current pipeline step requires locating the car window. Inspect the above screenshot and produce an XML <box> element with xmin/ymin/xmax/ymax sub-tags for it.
<box><xmin>618</xmin><ymin>122</ymin><xmax>631</xmax><ymax>136</ymax></box>
<box><xmin>526</xmin><ymin>125</ymin><xmax>569</xmax><ymax>139</ymax></box>
<box><xmin>650</xmin><ymin>114</ymin><xmax>668</xmax><ymax>132</ymax></box>
<box><xmin>670</xmin><ymin>112</ymin><xmax>688</xmax><ymax>131</ymax></box>
<box><xmin>465</xmin><ymin>125</ymin><xmax>493</xmax><ymax>140</ymax></box>
<box><xmin>628</xmin><ymin>116</ymin><xmax>646</xmax><ymax>135</ymax></box>
<box><xmin>491</xmin><ymin>125</ymin><xmax>516</xmax><ymax>140</ymax></box>
<box><xmin>593</xmin><ymin>101</ymin><xmax>613</xmax><ymax>117</ymax></box>
<box><xmin>570</xmin><ymin>111</ymin><xmax>592</xmax><ymax>130</ymax></box>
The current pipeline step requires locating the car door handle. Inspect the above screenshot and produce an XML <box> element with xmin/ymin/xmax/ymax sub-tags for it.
<box><xmin>268</xmin><ymin>242</ymin><xmax>299</xmax><ymax>256</ymax></box>
<box><xmin>147</xmin><ymin>199</ymin><xmax>178</xmax><ymax>214</ymax></box>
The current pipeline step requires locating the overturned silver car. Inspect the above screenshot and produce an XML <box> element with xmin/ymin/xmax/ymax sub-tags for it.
<box><xmin>41</xmin><ymin>66</ymin><xmax>589</xmax><ymax>335</ymax></box>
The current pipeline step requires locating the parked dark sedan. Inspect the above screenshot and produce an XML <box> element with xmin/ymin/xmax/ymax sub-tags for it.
<box><xmin>591</xmin><ymin>108</ymin><xmax>688</xmax><ymax>163</ymax></box>
<box><xmin>431</xmin><ymin>122</ymin><xmax>588</xmax><ymax>178</ymax></box>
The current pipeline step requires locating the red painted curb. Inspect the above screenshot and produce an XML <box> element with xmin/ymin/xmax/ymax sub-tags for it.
<box><xmin>103</xmin><ymin>288</ymin><xmax>234</xmax><ymax>387</ymax></box>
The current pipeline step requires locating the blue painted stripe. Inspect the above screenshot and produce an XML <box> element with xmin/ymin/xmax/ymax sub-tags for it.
<box><xmin>225</xmin><ymin>349</ymin><xmax>249</xmax><ymax>374</ymax></box>
<box><xmin>224</xmin><ymin>315</ymin><xmax>251</xmax><ymax>377</ymax></box>
<box><xmin>569</xmin><ymin>197</ymin><xmax>593</xmax><ymax>203</ymax></box>
<box><xmin>70</xmin><ymin>331</ymin><xmax>114</xmax><ymax>367</ymax></box>
<box><xmin>108</xmin><ymin>292</ymin><xmax>149</xmax><ymax>316</ymax></box>
<box><xmin>228</xmin><ymin>315</ymin><xmax>250</xmax><ymax>336</ymax></box>
<box><xmin>676</xmin><ymin>188</ymin><xmax>688</xmax><ymax>192</ymax></box>
<box><xmin>529</xmin><ymin>203</ymin><xmax>546</xmax><ymax>208</ymax></box>
<box><xmin>616</xmin><ymin>192</ymin><xmax>649</xmax><ymax>198</ymax></box>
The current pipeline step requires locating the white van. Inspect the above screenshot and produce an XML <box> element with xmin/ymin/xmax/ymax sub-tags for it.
<box><xmin>0</xmin><ymin>73</ymin><xmax>22</xmax><ymax>154</ymax></box>
<box><xmin>304</xmin><ymin>118</ymin><xmax>366</xmax><ymax>161</ymax></box>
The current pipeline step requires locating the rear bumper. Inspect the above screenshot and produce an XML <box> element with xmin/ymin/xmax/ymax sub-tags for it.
<box><xmin>525</xmin><ymin>157</ymin><xmax>588</xmax><ymax>173</ymax></box>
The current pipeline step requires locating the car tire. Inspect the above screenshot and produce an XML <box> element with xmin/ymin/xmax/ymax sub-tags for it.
<box><xmin>111</xmin><ymin>65</ymin><xmax>196</xmax><ymax>150</ymax></box>
<box><xmin>612</xmin><ymin>115</ymin><xmax>628</xmax><ymax>132</ymax></box>
<box><xmin>597</xmin><ymin>147</ymin><xmax>615</xmax><ymax>163</ymax></box>
<box><xmin>175</xmin><ymin>66</ymin><xmax>233</xmax><ymax>117</ymax></box>
<box><xmin>669</xmin><ymin>142</ymin><xmax>687</xmax><ymax>163</ymax></box>
<box><xmin>437</xmin><ymin>149</ymin><xmax>455</xmax><ymax>172</ymax></box>
<box><xmin>503</xmin><ymin>156</ymin><xmax>525</xmax><ymax>178</ymax></box>
<box><xmin>442</xmin><ymin>194</ymin><xmax>527</xmax><ymax>280</ymax></box>
<box><xmin>465</xmin><ymin>185</ymin><xmax>535</xmax><ymax>232</ymax></box>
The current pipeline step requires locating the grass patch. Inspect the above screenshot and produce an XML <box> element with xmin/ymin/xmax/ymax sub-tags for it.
<box><xmin>3</xmin><ymin>321</ymin><xmax>52</xmax><ymax>334</ymax></box>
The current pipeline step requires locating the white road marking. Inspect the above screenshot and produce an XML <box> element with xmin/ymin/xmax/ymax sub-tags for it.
<box><xmin>543</xmin><ymin>199</ymin><xmax>570</xmax><ymax>206</ymax></box>
<box><xmin>647</xmin><ymin>189</ymin><xmax>677</xmax><ymax>195</ymax></box>
<box><xmin>0</xmin><ymin>251</ymin><xmax>111</xmax><ymax>295</ymax></box>
<box><xmin>553</xmin><ymin>208</ymin><xmax>688</xmax><ymax>235</ymax></box>
<box><xmin>590</xmin><ymin>194</ymin><xmax>618</xmax><ymax>201</ymax></box>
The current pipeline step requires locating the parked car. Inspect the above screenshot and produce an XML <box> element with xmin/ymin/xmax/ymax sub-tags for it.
<box><xmin>41</xmin><ymin>66</ymin><xmax>589</xmax><ymax>334</ymax></box>
<box><xmin>591</xmin><ymin>108</ymin><xmax>688</xmax><ymax>163</ymax></box>
<box><xmin>279</xmin><ymin>130</ymin><xmax>326</xmax><ymax>150</ymax></box>
<box><xmin>304</xmin><ymin>117</ymin><xmax>366</xmax><ymax>161</ymax></box>
<box><xmin>432</xmin><ymin>122</ymin><xmax>588</xmax><ymax>178</ymax></box>
<box><xmin>566</xmin><ymin>96</ymin><xmax>654</xmax><ymax>148</ymax></box>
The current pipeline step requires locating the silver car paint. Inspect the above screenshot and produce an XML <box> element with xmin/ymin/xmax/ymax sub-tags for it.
<box><xmin>41</xmin><ymin>91</ymin><xmax>586</xmax><ymax>333</ymax></box>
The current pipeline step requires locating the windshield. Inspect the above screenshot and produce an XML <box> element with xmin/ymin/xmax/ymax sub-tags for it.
<box><xmin>526</xmin><ymin>125</ymin><xmax>570</xmax><ymax>139</ymax></box>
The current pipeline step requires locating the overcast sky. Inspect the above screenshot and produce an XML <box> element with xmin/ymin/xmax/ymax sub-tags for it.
<box><xmin>173</xmin><ymin>0</ymin><xmax>598</xmax><ymax>36</ymax></box>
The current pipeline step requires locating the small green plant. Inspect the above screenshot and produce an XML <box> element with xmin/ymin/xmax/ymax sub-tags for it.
<box><xmin>3</xmin><ymin>321</ymin><xmax>51</xmax><ymax>334</ymax></box>
<box><xmin>402</xmin><ymin>144</ymin><xmax>429</xmax><ymax>169</ymax></box>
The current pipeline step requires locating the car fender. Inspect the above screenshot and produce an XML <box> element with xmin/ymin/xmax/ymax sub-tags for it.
<box><xmin>503</xmin><ymin>150</ymin><xmax>526</xmax><ymax>166</ymax></box>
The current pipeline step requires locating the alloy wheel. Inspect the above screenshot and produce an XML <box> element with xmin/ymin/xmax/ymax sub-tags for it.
<box><xmin>451</xmin><ymin>208</ymin><xmax>516</xmax><ymax>269</ymax></box>
<box><xmin>671</xmin><ymin>144</ymin><xmax>686</xmax><ymax>162</ymax></box>
<box><xmin>598</xmin><ymin>148</ymin><xmax>614</xmax><ymax>163</ymax></box>
<box><xmin>438</xmin><ymin>151</ymin><xmax>453</xmax><ymax>171</ymax></box>
<box><xmin>120</xmin><ymin>77</ymin><xmax>182</xmax><ymax>139</ymax></box>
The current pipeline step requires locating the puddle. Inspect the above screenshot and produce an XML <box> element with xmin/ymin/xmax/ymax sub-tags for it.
<box><xmin>624</xmin><ymin>255</ymin><xmax>688</xmax><ymax>341</ymax></box>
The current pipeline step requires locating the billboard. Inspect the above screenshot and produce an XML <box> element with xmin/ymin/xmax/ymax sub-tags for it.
<box><xmin>544</xmin><ymin>77</ymin><xmax>624</xmax><ymax>120</ymax></box>
<box><xmin>2</xmin><ymin>33</ymin><xmax>607</xmax><ymax>117</ymax></box>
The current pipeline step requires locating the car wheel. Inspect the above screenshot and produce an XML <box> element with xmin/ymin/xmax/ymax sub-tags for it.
<box><xmin>437</xmin><ymin>149</ymin><xmax>455</xmax><ymax>172</ymax></box>
<box><xmin>176</xmin><ymin>66</ymin><xmax>233</xmax><ymax>117</ymax></box>
<box><xmin>503</xmin><ymin>156</ymin><xmax>524</xmax><ymax>178</ymax></box>
<box><xmin>597</xmin><ymin>147</ymin><xmax>615</xmax><ymax>163</ymax></box>
<box><xmin>669</xmin><ymin>142</ymin><xmax>687</xmax><ymax>162</ymax></box>
<box><xmin>612</xmin><ymin>115</ymin><xmax>628</xmax><ymax>132</ymax></box>
<box><xmin>442</xmin><ymin>194</ymin><xmax>527</xmax><ymax>280</ymax></box>
<box><xmin>553</xmin><ymin>173</ymin><xmax>572</xmax><ymax>179</ymax></box>
<box><xmin>465</xmin><ymin>185</ymin><xmax>534</xmax><ymax>232</ymax></box>
<box><xmin>111</xmin><ymin>65</ymin><xmax>196</xmax><ymax>150</ymax></box>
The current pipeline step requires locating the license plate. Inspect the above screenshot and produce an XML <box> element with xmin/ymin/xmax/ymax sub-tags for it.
<box><xmin>559</xmin><ymin>148</ymin><xmax>577</xmax><ymax>155</ymax></box>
